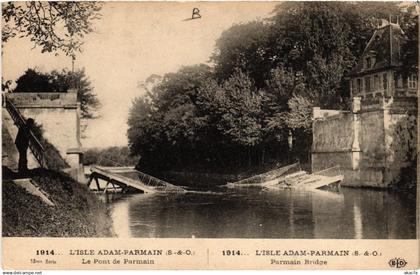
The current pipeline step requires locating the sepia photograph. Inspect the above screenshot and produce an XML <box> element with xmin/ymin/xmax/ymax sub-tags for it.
<box><xmin>1</xmin><ymin>0</ymin><xmax>418</xmax><ymax>247</ymax></box>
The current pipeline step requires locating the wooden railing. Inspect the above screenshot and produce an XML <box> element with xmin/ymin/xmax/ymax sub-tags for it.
<box><xmin>5</xmin><ymin>98</ymin><xmax>46</xmax><ymax>168</ymax></box>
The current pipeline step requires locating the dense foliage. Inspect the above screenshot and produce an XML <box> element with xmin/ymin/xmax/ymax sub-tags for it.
<box><xmin>390</xmin><ymin>115</ymin><xmax>417</xmax><ymax>190</ymax></box>
<box><xmin>127</xmin><ymin>2</ymin><xmax>417</xmax><ymax>173</ymax></box>
<box><xmin>2</xmin><ymin>2</ymin><xmax>102</xmax><ymax>57</ymax></box>
<box><xmin>14</xmin><ymin>68</ymin><xmax>100</xmax><ymax>119</ymax></box>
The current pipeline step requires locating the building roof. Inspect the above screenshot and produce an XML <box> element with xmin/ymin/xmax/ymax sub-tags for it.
<box><xmin>350</xmin><ymin>21</ymin><xmax>405</xmax><ymax>77</ymax></box>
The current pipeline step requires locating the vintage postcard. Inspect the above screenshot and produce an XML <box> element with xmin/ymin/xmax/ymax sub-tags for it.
<box><xmin>1</xmin><ymin>1</ymin><xmax>419</xmax><ymax>271</ymax></box>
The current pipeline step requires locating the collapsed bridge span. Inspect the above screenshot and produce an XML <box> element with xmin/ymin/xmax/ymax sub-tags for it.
<box><xmin>88</xmin><ymin>166</ymin><xmax>186</xmax><ymax>194</ymax></box>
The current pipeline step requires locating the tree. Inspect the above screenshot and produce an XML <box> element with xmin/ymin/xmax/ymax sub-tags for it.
<box><xmin>128</xmin><ymin>66</ymin><xmax>266</xmax><ymax>170</ymax></box>
<box><xmin>271</xmin><ymin>2</ymin><xmax>406</xmax><ymax>60</ymax></box>
<box><xmin>401</xmin><ymin>9</ymin><xmax>419</xmax><ymax>76</ymax></box>
<box><xmin>389</xmin><ymin>115</ymin><xmax>417</xmax><ymax>190</ymax></box>
<box><xmin>127</xmin><ymin>96</ymin><xmax>164</xmax><ymax>170</ymax></box>
<box><xmin>127</xmin><ymin>2</ymin><xmax>417</xmax><ymax>174</ymax></box>
<box><xmin>211</xmin><ymin>21</ymin><xmax>272</xmax><ymax>88</ymax></box>
<box><xmin>285</xmin><ymin>94</ymin><xmax>313</xmax><ymax>133</ymax></box>
<box><xmin>201</xmin><ymin>70</ymin><xmax>263</xmax><ymax>147</ymax></box>
<box><xmin>14</xmin><ymin>68</ymin><xmax>100</xmax><ymax>119</ymax></box>
<box><xmin>212</xmin><ymin>2</ymin><xmax>412</xmax><ymax>109</ymax></box>
<box><xmin>14</xmin><ymin>68</ymin><xmax>50</xmax><ymax>92</ymax></box>
<box><xmin>268</xmin><ymin>2</ymin><xmax>356</xmax><ymax>108</ymax></box>
<box><xmin>209</xmin><ymin>70</ymin><xmax>263</xmax><ymax>166</ymax></box>
<box><xmin>50</xmin><ymin>69</ymin><xmax>100</xmax><ymax>119</ymax></box>
<box><xmin>128</xmin><ymin>65</ymin><xmax>215</xmax><ymax>171</ymax></box>
<box><xmin>263</xmin><ymin>68</ymin><xmax>306</xmax><ymax>143</ymax></box>
<box><xmin>2</xmin><ymin>2</ymin><xmax>102</xmax><ymax>57</ymax></box>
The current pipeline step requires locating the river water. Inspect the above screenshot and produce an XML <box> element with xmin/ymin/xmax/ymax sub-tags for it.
<box><xmin>109</xmin><ymin>187</ymin><xmax>416</xmax><ymax>239</ymax></box>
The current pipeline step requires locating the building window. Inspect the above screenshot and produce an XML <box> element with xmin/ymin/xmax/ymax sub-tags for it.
<box><xmin>364</xmin><ymin>76</ymin><xmax>371</xmax><ymax>93</ymax></box>
<box><xmin>357</xmin><ymin>78</ymin><xmax>362</xmax><ymax>93</ymax></box>
<box><xmin>374</xmin><ymin>75</ymin><xmax>379</xmax><ymax>91</ymax></box>
<box><xmin>396</xmin><ymin>73</ymin><xmax>403</xmax><ymax>88</ymax></box>
<box><xmin>365</xmin><ymin>57</ymin><xmax>372</xmax><ymax>69</ymax></box>
<box><xmin>408</xmin><ymin>74</ymin><xmax>417</xmax><ymax>89</ymax></box>
<box><xmin>383</xmin><ymin>73</ymin><xmax>388</xmax><ymax>91</ymax></box>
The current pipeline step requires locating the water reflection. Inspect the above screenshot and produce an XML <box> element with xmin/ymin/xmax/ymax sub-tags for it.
<box><xmin>109</xmin><ymin>187</ymin><xmax>416</xmax><ymax>239</ymax></box>
<box><xmin>353</xmin><ymin>205</ymin><xmax>363</xmax><ymax>239</ymax></box>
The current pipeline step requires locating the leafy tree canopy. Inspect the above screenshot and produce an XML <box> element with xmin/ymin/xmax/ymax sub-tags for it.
<box><xmin>213</xmin><ymin>2</ymin><xmax>415</xmax><ymax>108</ymax></box>
<box><xmin>211</xmin><ymin>21</ymin><xmax>272</xmax><ymax>88</ymax></box>
<box><xmin>128</xmin><ymin>2</ymin><xmax>417</xmax><ymax>173</ymax></box>
<box><xmin>2</xmin><ymin>1</ymin><xmax>102</xmax><ymax>57</ymax></box>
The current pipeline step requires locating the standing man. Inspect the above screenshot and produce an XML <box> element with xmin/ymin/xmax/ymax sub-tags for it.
<box><xmin>15</xmin><ymin>118</ymin><xmax>34</xmax><ymax>176</ymax></box>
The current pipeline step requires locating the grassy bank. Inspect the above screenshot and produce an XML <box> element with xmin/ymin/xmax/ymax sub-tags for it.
<box><xmin>2</xmin><ymin>167</ymin><xmax>114</xmax><ymax>237</ymax></box>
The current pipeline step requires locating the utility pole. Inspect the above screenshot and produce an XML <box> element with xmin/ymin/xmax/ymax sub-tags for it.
<box><xmin>72</xmin><ymin>56</ymin><xmax>75</xmax><ymax>74</ymax></box>
<box><xmin>71</xmin><ymin>55</ymin><xmax>76</xmax><ymax>90</ymax></box>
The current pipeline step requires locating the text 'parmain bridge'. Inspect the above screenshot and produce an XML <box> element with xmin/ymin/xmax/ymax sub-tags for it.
<box><xmin>88</xmin><ymin>166</ymin><xmax>186</xmax><ymax>194</ymax></box>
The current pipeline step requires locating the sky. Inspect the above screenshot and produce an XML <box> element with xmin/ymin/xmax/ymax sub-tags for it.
<box><xmin>2</xmin><ymin>2</ymin><xmax>278</xmax><ymax>148</ymax></box>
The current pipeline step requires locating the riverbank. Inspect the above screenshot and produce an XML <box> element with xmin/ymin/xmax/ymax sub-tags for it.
<box><xmin>2</xmin><ymin>166</ymin><xmax>114</xmax><ymax>237</ymax></box>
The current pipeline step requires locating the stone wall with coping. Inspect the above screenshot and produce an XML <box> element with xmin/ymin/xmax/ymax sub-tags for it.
<box><xmin>6</xmin><ymin>92</ymin><xmax>77</xmax><ymax>108</ymax></box>
<box><xmin>312</xmin><ymin>112</ymin><xmax>354</xmax><ymax>153</ymax></box>
<box><xmin>311</xmin><ymin>96</ymin><xmax>417</xmax><ymax>188</ymax></box>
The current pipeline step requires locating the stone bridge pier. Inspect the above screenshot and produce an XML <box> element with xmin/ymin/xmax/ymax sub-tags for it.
<box><xmin>6</xmin><ymin>90</ymin><xmax>85</xmax><ymax>182</ymax></box>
